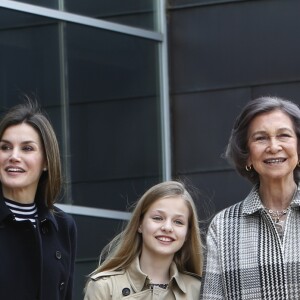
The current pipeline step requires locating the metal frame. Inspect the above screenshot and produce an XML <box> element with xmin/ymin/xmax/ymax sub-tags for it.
<box><xmin>56</xmin><ymin>204</ymin><xmax>131</xmax><ymax>220</ymax></box>
<box><xmin>0</xmin><ymin>0</ymin><xmax>162</xmax><ymax>41</ymax></box>
<box><xmin>156</xmin><ymin>0</ymin><xmax>172</xmax><ymax>181</ymax></box>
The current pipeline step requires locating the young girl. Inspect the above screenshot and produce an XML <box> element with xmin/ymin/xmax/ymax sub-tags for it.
<box><xmin>84</xmin><ymin>181</ymin><xmax>203</xmax><ymax>299</ymax></box>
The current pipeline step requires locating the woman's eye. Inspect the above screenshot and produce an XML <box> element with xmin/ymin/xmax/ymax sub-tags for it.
<box><xmin>152</xmin><ymin>216</ymin><xmax>163</xmax><ymax>221</ymax></box>
<box><xmin>22</xmin><ymin>145</ymin><xmax>34</xmax><ymax>151</ymax></box>
<box><xmin>278</xmin><ymin>133</ymin><xmax>291</xmax><ymax>138</ymax></box>
<box><xmin>0</xmin><ymin>144</ymin><xmax>11</xmax><ymax>150</ymax></box>
<box><xmin>255</xmin><ymin>136</ymin><xmax>267</xmax><ymax>141</ymax></box>
<box><xmin>174</xmin><ymin>220</ymin><xmax>184</xmax><ymax>225</ymax></box>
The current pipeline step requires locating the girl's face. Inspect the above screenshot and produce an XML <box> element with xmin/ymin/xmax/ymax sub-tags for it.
<box><xmin>247</xmin><ymin>109</ymin><xmax>299</xmax><ymax>184</ymax></box>
<box><xmin>138</xmin><ymin>196</ymin><xmax>189</xmax><ymax>261</ymax></box>
<box><xmin>0</xmin><ymin>123</ymin><xmax>46</xmax><ymax>202</ymax></box>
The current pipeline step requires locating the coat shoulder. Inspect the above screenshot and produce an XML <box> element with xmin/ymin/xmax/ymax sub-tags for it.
<box><xmin>53</xmin><ymin>206</ymin><xmax>75</xmax><ymax>223</ymax></box>
<box><xmin>52</xmin><ymin>206</ymin><xmax>77</xmax><ymax>232</ymax></box>
<box><xmin>84</xmin><ymin>270</ymin><xmax>128</xmax><ymax>299</ymax></box>
<box><xmin>90</xmin><ymin>269</ymin><xmax>125</xmax><ymax>281</ymax></box>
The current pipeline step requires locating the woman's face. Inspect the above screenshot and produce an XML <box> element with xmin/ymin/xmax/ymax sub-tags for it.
<box><xmin>0</xmin><ymin>123</ymin><xmax>46</xmax><ymax>202</ymax></box>
<box><xmin>247</xmin><ymin>109</ymin><xmax>299</xmax><ymax>183</ymax></box>
<box><xmin>138</xmin><ymin>196</ymin><xmax>189</xmax><ymax>261</ymax></box>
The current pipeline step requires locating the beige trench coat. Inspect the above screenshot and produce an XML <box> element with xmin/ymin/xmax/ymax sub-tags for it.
<box><xmin>84</xmin><ymin>257</ymin><xmax>201</xmax><ymax>300</ymax></box>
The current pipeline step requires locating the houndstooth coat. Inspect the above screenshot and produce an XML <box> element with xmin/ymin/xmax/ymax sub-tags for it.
<box><xmin>200</xmin><ymin>185</ymin><xmax>300</xmax><ymax>300</ymax></box>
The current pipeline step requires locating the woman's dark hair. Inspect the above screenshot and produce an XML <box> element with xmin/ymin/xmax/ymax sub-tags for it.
<box><xmin>225</xmin><ymin>96</ymin><xmax>300</xmax><ymax>183</ymax></box>
<box><xmin>0</xmin><ymin>98</ymin><xmax>62</xmax><ymax>207</ymax></box>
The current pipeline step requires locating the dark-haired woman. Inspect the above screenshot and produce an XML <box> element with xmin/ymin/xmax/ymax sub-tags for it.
<box><xmin>0</xmin><ymin>100</ymin><xmax>77</xmax><ymax>299</ymax></box>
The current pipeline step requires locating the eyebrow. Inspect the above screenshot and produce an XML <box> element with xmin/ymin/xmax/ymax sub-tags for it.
<box><xmin>152</xmin><ymin>209</ymin><xmax>186</xmax><ymax>218</ymax></box>
<box><xmin>250</xmin><ymin>127</ymin><xmax>294</xmax><ymax>136</ymax></box>
<box><xmin>0</xmin><ymin>139</ymin><xmax>39</xmax><ymax>145</ymax></box>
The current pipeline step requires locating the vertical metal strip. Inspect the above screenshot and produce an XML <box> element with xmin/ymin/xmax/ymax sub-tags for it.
<box><xmin>157</xmin><ymin>0</ymin><xmax>172</xmax><ymax>181</ymax></box>
<box><xmin>58</xmin><ymin>21</ymin><xmax>72</xmax><ymax>204</ymax></box>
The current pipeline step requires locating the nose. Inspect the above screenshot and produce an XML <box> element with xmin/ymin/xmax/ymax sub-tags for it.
<box><xmin>9</xmin><ymin>148</ymin><xmax>21</xmax><ymax>162</ymax></box>
<box><xmin>161</xmin><ymin>220</ymin><xmax>173</xmax><ymax>232</ymax></box>
<box><xmin>267</xmin><ymin>137</ymin><xmax>282</xmax><ymax>153</ymax></box>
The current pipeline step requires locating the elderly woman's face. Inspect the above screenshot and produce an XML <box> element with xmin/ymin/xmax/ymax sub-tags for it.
<box><xmin>247</xmin><ymin>109</ymin><xmax>298</xmax><ymax>183</ymax></box>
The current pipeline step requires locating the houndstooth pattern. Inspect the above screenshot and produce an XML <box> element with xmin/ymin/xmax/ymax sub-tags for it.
<box><xmin>199</xmin><ymin>185</ymin><xmax>300</xmax><ymax>300</ymax></box>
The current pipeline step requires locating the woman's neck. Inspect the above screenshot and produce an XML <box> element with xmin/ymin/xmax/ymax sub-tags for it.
<box><xmin>259</xmin><ymin>179</ymin><xmax>297</xmax><ymax>210</ymax></box>
<box><xmin>2</xmin><ymin>187</ymin><xmax>35</xmax><ymax>204</ymax></box>
<box><xmin>139</xmin><ymin>252</ymin><xmax>173</xmax><ymax>284</ymax></box>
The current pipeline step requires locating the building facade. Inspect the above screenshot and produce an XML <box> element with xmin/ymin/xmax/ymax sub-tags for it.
<box><xmin>1</xmin><ymin>0</ymin><xmax>300</xmax><ymax>298</ymax></box>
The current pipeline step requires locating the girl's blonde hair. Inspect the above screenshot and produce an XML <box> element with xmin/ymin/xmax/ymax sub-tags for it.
<box><xmin>90</xmin><ymin>180</ymin><xmax>203</xmax><ymax>278</ymax></box>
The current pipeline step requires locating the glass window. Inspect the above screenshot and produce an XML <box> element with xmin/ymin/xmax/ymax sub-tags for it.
<box><xmin>65</xmin><ymin>23</ymin><xmax>162</xmax><ymax>209</ymax></box>
<box><xmin>0</xmin><ymin>7</ymin><xmax>63</xmax><ymax>139</ymax></box>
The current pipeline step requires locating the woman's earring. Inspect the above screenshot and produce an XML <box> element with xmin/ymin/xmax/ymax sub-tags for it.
<box><xmin>43</xmin><ymin>167</ymin><xmax>47</xmax><ymax>171</ymax></box>
<box><xmin>245</xmin><ymin>165</ymin><xmax>252</xmax><ymax>171</ymax></box>
<box><xmin>138</xmin><ymin>227</ymin><xmax>142</xmax><ymax>233</ymax></box>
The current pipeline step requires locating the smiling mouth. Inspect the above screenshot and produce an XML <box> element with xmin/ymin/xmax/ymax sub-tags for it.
<box><xmin>264</xmin><ymin>158</ymin><xmax>286</xmax><ymax>164</ymax></box>
<box><xmin>156</xmin><ymin>236</ymin><xmax>174</xmax><ymax>242</ymax></box>
<box><xmin>6</xmin><ymin>167</ymin><xmax>25</xmax><ymax>173</ymax></box>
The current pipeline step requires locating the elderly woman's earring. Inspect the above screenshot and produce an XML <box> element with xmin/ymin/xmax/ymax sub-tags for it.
<box><xmin>245</xmin><ymin>165</ymin><xmax>252</xmax><ymax>171</ymax></box>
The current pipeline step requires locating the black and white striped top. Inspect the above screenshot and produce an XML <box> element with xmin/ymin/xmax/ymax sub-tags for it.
<box><xmin>5</xmin><ymin>198</ymin><xmax>38</xmax><ymax>224</ymax></box>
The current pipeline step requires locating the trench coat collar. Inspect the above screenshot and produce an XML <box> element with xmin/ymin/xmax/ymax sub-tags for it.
<box><xmin>0</xmin><ymin>190</ymin><xmax>58</xmax><ymax>231</ymax></box>
<box><xmin>127</xmin><ymin>257</ymin><xmax>187</xmax><ymax>294</ymax></box>
<box><xmin>242</xmin><ymin>183</ymin><xmax>300</xmax><ymax>216</ymax></box>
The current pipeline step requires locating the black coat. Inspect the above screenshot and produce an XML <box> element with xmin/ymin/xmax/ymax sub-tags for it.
<box><xmin>0</xmin><ymin>194</ymin><xmax>77</xmax><ymax>300</ymax></box>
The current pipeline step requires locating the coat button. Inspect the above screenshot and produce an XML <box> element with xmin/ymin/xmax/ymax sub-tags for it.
<box><xmin>59</xmin><ymin>281</ymin><xmax>65</xmax><ymax>291</ymax></box>
<box><xmin>41</xmin><ymin>225</ymin><xmax>48</xmax><ymax>234</ymax></box>
<box><xmin>55</xmin><ymin>251</ymin><xmax>62</xmax><ymax>259</ymax></box>
<box><xmin>122</xmin><ymin>288</ymin><xmax>130</xmax><ymax>296</ymax></box>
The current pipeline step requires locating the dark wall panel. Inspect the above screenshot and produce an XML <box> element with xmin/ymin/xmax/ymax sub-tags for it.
<box><xmin>169</xmin><ymin>0</ymin><xmax>300</xmax><ymax>93</ymax></box>
<box><xmin>177</xmin><ymin>170</ymin><xmax>252</xmax><ymax>222</ymax></box>
<box><xmin>173</xmin><ymin>88</ymin><xmax>250</xmax><ymax>172</ymax></box>
<box><xmin>252</xmin><ymin>82</ymin><xmax>300</xmax><ymax>105</ymax></box>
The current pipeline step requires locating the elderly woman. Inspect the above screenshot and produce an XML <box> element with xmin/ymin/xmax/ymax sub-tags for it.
<box><xmin>200</xmin><ymin>96</ymin><xmax>300</xmax><ymax>300</ymax></box>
